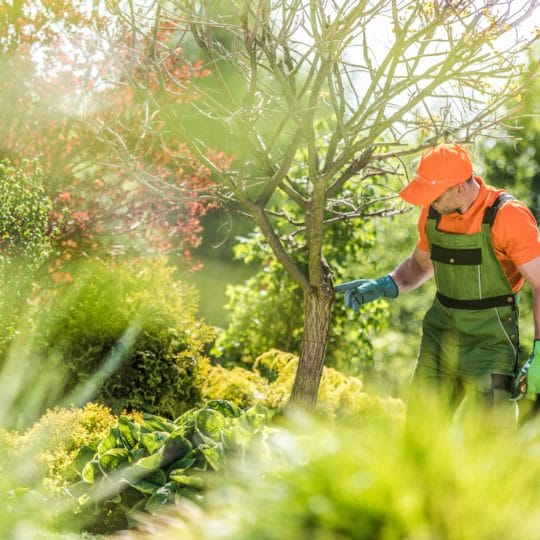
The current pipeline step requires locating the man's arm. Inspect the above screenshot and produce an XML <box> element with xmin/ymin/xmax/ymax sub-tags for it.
<box><xmin>518</xmin><ymin>255</ymin><xmax>540</xmax><ymax>339</ymax></box>
<box><xmin>390</xmin><ymin>245</ymin><xmax>433</xmax><ymax>294</ymax></box>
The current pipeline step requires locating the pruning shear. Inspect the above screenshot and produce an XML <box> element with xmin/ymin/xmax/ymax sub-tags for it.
<box><xmin>510</xmin><ymin>357</ymin><xmax>531</xmax><ymax>401</ymax></box>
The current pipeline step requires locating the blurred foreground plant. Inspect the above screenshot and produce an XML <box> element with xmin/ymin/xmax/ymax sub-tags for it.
<box><xmin>125</xmin><ymin>400</ymin><xmax>540</xmax><ymax>540</ymax></box>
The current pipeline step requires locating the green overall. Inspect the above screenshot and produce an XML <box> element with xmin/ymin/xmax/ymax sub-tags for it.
<box><xmin>410</xmin><ymin>194</ymin><xmax>520</xmax><ymax>417</ymax></box>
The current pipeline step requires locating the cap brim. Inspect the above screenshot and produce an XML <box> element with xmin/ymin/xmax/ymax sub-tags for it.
<box><xmin>399</xmin><ymin>178</ymin><xmax>457</xmax><ymax>206</ymax></box>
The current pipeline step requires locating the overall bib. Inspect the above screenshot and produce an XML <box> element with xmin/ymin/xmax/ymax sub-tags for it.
<box><xmin>410</xmin><ymin>194</ymin><xmax>519</xmax><ymax>418</ymax></box>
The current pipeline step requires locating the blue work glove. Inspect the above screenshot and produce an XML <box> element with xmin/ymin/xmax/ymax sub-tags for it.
<box><xmin>335</xmin><ymin>274</ymin><xmax>398</xmax><ymax>311</ymax></box>
<box><xmin>525</xmin><ymin>339</ymin><xmax>540</xmax><ymax>398</ymax></box>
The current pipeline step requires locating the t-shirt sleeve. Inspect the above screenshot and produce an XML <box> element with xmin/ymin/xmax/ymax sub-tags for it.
<box><xmin>493</xmin><ymin>201</ymin><xmax>540</xmax><ymax>265</ymax></box>
<box><xmin>416</xmin><ymin>206</ymin><xmax>430</xmax><ymax>252</ymax></box>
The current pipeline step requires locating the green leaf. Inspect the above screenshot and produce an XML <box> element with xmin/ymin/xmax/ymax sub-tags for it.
<box><xmin>118</xmin><ymin>416</ymin><xmax>139</xmax><ymax>448</ymax></box>
<box><xmin>127</xmin><ymin>468</ymin><xmax>167</xmax><ymax>494</ymax></box>
<box><xmin>136</xmin><ymin>448</ymin><xmax>164</xmax><ymax>470</ymax></box>
<box><xmin>145</xmin><ymin>486</ymin><xmax>172</xmax><ymax>514</ymax></box>
<box><xmin>98</xmin><ymin>448</ymin><xmax>130</xmax><ymax>473</ymax></box>
<box><xmin>202</xmin><ymin>444</ymin><xmax>225</xmax><ymax>471</ymax></box>
<box><xmin>169</xmin><ymin>471</ymin><xmax>205</xmax><ymax>490</ymax></box>
<box><xmin>142</xmin><ymin>413</ymin><xmax>177</xmax><ymax>433</ymax></box>
<box><xmin>162</xmin><ymin>431</ymin><xmax>192</xmax><ymax>466</ymax></box>
<box><xmin>205</xmin><ymin>400</ymin><xmax>240</xmax><ymax>418</ymax></box>
<box><xmin>166</xmin><ymin>456</ymin><xmax>196</xmax><ymax>473</ymax></box>
<box><xmin>81</xmin><ymin>460</ymin><xmax>100</xmax><ymax>484</ymax></box>
<box><xmin>222</xmin><ymin>425</ymin><xmax>251</xmax><ymax>449</ymax></box>
<box><xmin>140</xmin><ymin>431</ymin><xmax>168</xmax><ymax>454</ymax></box>
<box><xmin>73</xmin><ymin>445</ymin><xmax>98</xmax><ymax>474</ymax></box>
<box><xmin>195</xmin><ymin>409</ymin><xmax>225</xmax><ymax>438</ymax></box>
<box><xmin>97</xmin><ymin>427</ymin><xmax>123</xmax><ymax>456</ymax></box>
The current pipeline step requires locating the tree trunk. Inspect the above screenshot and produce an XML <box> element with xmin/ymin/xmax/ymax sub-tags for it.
<box><xmin>289</xmin><ymin>265</ymin><xmax>334</xmax><ymax>410</ymax></box>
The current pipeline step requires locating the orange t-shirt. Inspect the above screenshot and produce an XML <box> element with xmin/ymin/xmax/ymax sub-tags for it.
<box><xmin>417</xmin><ymin>176</ymin><xmax>540</xmax><ymax>292</ymax></box>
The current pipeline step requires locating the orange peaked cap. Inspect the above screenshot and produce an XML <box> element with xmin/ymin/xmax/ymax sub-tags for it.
<box><xmin>399</xmin><ymin>144</ymin><xmax>473</xmax><ymax>206</ymax></box>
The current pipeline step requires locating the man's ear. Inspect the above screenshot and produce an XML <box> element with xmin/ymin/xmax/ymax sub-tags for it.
<box><xmin>455</xmin><ymin>182</ymin><xmax>466</xmax><ymax>195</ymax></box>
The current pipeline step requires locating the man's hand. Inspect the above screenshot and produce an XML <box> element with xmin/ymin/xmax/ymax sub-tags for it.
<box><xmin>525</xmin><ymin>340</ymin><xmax>540</xmax><ymax>398</ymax></box>
<box><xmin>335</xmin><ymin>275</ymin><xmax>398</xmax><ymax>312</ymax></box>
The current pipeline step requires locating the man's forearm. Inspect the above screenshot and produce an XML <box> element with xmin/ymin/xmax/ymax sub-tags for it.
<box><xmin>391</xmin><ymin>251</ymin><xmax>433</xmax><ymax>294</ymax></box>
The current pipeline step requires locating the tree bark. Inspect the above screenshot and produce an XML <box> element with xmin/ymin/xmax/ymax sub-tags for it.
<box><xmin>289</xmin><ymin>262</ymin><xmax>334</xmax><ymax>410</ymax></box>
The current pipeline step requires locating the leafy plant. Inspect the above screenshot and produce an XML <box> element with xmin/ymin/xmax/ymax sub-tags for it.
<box><xmin>68</xmin><ymin>400</ymin><xmax>274</xmax><ymax>533</ymax></box>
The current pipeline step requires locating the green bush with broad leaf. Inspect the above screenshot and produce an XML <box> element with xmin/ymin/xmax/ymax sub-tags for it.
<box><xmin>65</xmin><ymin>400</ymin><xmax>274</xmax><ymax>533</ymax></box>
<box><xmin>35</xmin><ymin>258</ymin><xmax>215</xmax><ymax>418</ymax></box>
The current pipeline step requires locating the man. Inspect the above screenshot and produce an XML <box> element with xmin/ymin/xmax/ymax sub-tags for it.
<box><xmin>338</xmin><ymin>144</ymin><xmax>540</xmax><ymax>424</ymax></box>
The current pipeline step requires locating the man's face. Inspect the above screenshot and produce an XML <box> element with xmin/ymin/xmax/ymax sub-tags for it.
<box><xmin>430</xmin><ymin>185</ymin><xmax>462</xmax><ymax>215</ymax></box>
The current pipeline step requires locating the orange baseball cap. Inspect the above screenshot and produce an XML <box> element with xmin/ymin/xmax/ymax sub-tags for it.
<box><xmin>399</xmin><ymin>144</ymin><xmax>473</xmax><ymax>206</ymax></box>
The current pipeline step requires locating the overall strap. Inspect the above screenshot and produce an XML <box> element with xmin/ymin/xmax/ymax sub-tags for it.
<box><xmin>428</xmin><ymin>206</ymin><xmax>440</xmax><ymax>223</ymax></box>
<box><xmin>482</xmin><ymin>193</ymin><xmax>515</xmax><ymax>226</ymax></box>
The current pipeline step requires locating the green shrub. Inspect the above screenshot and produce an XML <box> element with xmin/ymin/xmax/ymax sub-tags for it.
<box><xmin>36</xmin><ymin>258</ymin><xmax>215</xmax><ymax>418</ymax></box>
<box><xmin>0</xmin><ymin>159</ymin><xmax>53</xmax><ymax>265</ymax></box>
<box><xmin>0</xmin><ymin>159</ymin><xmax>55</xmax><ymax>356</ymax></box>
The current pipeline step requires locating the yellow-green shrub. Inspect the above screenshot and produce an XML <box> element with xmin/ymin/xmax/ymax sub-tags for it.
<box><xmin>202</xmin><ymin>349</ymin><xmax>405</xmax><ymax>420</ymax></box>
<box><xmin>18</xmin><ymin>403</ymin><xmax>119</xmax><ymax>491</ymax></box>
<box><xmin>0</xmin><ymin>428</ymin><xmax>18</xmax><ymax>472</ymax></box>
<box><xmin>199</xmin><ymin>359</ymin><xmax>270</xmax><ymax>408</ymax></box>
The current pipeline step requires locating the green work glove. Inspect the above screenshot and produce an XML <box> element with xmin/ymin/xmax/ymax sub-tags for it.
<box><xmin>525</xmin><ymin>340</ymin><xmax>540</xmax><ymax>398</ymax></box>
<box><xmin>335</xmin><ymin>275</ymin><xmax>398</xmax><ymax>312</ymax></box>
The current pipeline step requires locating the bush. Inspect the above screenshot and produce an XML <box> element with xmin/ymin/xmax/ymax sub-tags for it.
<box><xmin>66</xmin><ymin>401</ymin><xmax>274</xmax><ymax>534</ymax></box>
<box><xmin>0</xmin><ymin>159</ymin><xmax>53</xmax><ymax>265</ymax></box>
<box><xmin>17</xmin><ymin>403</ymin><xmax>119</xmax><ymax>492</ymax></box>
<box><xmin>201</xmin><ymin>350</ymin><xmax>405</xmax><ymax>421</ymax></box>
<box><xmin>0</xmin><ymin>159</ymin><xmax>55</xmax><ymax>356</ymax></box>
<box><xmin>35</xmin><ymin>258</ymin><xmax>215</xmax><ymax>418</ymax></box>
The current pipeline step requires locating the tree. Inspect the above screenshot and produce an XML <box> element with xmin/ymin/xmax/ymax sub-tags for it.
<box><xmin>108</xmin><ymin>0</ymin><xmax>538</xmax><ymax>409</ymax></box>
